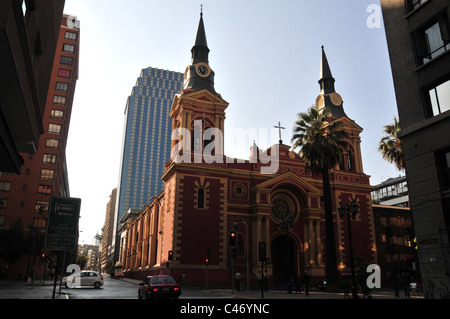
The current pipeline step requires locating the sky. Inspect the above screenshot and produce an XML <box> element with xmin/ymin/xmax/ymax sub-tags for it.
<box><xmin>62</xmin><ymin>0</ymin><xmax>401</xmax><ymax>245</ymax></box>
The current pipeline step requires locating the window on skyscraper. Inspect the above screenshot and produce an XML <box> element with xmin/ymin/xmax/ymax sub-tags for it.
<box><xmin>48</xmin><ymin>124</ymin><xmax>62</xmax><ymax>134</ymax></box>
<box><xmin>56</xmin><ymin>82</ymin><xmax>68</xmax><ymax>92</ymax></box>
<box><xmin>64</xmin><ymin>31</ymin><xmax>77</xmax><ymax>40</ymax></box>
<box><xmin>62</xmin><ymin>44</ymin><xmax>75</xmax><ymax>53</ymax></box>
<box><xmin>58</xmin><ymin>68</ymin><xmax>71</xmax><ymax>78</ymax></box>
<box><xmin>413</xmin><ymin>13</ymin><xmax>450</xmax><ymax>66</ymax></box>
<box><xmin>43</xmin><ymin>154</ymin><xmax>57</xmax><ymax>165</ymax></box>
<box><xmin>425</xmin><ymin>78</ymin><xmax>450</xmax><ymax>117</ymax></box>
<box><xmin>60</xmin><ymin>56</ymin><xmax>73</xmax><ymax>65</ymax></box>
<box><xmin>53</xmin><ymin>95</ymin><xmax>66</xmax><ymax>105</ymax></box>
<box><xmin>50</xmin><ymin>109</ymin><xmax>64</xmax><ymax>119</ymax></box>
<box><xmin>405</xmin><ymin>0</ymin><xmax>429</xmax><ymax>13</ymax></box>
<box><xmin>40</xmin><ymin>169</ymin><xmax>55</xmax><ymax>180</ymax></box>
<box><xmin>45</xmin><ymin>139</ymin><xmax>60</xmax><ymax>149</ymax></box>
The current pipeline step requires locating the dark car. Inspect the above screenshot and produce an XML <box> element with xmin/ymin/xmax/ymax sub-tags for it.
<box><xmin>138</xmin><ymin>275</ymin><xmax>181</xmax><ymax>299</ymax></box>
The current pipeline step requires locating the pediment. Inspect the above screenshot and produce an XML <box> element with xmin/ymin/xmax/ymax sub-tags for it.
<box><xmin>255</xmin><ymin>171</ymin><xmax>322</xmax><ymax>196</ymax></box>
<box><xmin>328</xmin><ymin>115</ymin><xmax>363</xmax><ymax>133</ymax></box>
<box><xmin>181</xmin><ymin>89</ymin><xmax>229</xmax><ymax>106</ymax></box>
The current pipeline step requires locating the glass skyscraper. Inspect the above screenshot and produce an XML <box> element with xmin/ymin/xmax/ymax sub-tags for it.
<box><xmin>116</xmin><ymin>67</ymin><xmax>183</xmax><ymax>225</ymax></box>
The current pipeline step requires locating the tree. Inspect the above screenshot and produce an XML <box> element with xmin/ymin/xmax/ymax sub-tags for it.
<box><xmin>379</xmin><ymin>117</ymin><xmax>405</xmax><ymax>171</ymax></box>
<box><xmin>0</xmin><ymin>219</ymin><xmax>31</xmax><ymax>264</ymax></box>
<box><xmin>291</xmin><ymin>106</ymin><xmax>349</xmax><ymax>284</ymax></box>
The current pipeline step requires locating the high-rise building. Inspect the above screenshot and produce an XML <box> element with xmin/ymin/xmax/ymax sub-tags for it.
<box><xmin>100</xmin><ymin>188</ymin><xmax>116</xmax><ymax>272</ymax></box>
<box><xmin>0</xmin><ymin>0</ymin><xmax>65</xmax><ymax>174</ymax></box>
<box><xmin>0</xmin><ymin>14</ymin><xmax>80</xmax><ymax>280</ymax></box>
<box><xmin>380</xmin><ymin>0</ymin><xmax>450</xmax><ymax>298</ymax></box>
<box><xmin>113</xmin><ymin>67</ymin><xmax>183</xmax><ymax>252</ymax></box>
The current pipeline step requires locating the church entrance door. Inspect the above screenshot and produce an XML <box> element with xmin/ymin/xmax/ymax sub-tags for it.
<box><xmin>271</xmin><ymin>235</ymin><xmax>296</xmax><ymax>284</ymax></box>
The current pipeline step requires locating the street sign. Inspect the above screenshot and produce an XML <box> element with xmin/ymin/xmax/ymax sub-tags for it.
<box><xmin>44</xmin><ymin>196</ymin><xmax>81</xmax><ymax>252</ymax></box>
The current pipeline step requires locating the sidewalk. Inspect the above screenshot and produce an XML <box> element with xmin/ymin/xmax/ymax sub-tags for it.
<box><xmin>0</xmin><ymin>279</ymin><xmax>68</xmax><ymax>299</ymax></box>
<box><xmin>121</xmin><ymin>277</ymin><xmax>423</xmax><ymax>299</ymax></box>
<box><xmin>200</xmin><ymin>287</ymin><xmax>424</xmax><ymax>299</ymax></box>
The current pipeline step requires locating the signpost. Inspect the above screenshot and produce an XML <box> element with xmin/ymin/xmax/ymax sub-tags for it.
<box><xmin>44</xmin><ymin>196</ymin><xmax>81</xmax><ymax>299</ymax></box>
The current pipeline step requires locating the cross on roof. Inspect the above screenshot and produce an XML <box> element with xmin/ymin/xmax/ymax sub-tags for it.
<box><xmin>274</xmin><ymin>121</ymin><xmax>285</xmax><ymax>144</ymax></box>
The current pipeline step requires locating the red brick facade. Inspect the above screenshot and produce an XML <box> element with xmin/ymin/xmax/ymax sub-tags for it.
<box><xmin>0</xmin><ymin>15</ymin><xmax>79</xmax><ymax>280</ymax></box>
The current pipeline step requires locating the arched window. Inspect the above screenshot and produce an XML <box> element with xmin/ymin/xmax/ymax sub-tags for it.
<box><xmin>347</xmin><ymin>150</ymin><xmax>354</xmax><ymax>171</ymax></box>
<box><xmin>339</xmin><ymin>149</ymin><xmax>345</xmax><ymax>170</ymax></box>
<box><xmin>197</xmin><ymin>188</ymin><xmax>205</xmax><ymax>209</ymax></box>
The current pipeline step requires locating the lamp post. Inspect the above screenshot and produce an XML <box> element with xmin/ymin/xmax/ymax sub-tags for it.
<box><xmin>276</xmin><ymin>217</ymin><xmax>294</xmax><ymax>293</ymax></box>
<box><xmin>338</xmin><ymin>199</ymin><xmax>359</xmax><ymax>299</ymax></box>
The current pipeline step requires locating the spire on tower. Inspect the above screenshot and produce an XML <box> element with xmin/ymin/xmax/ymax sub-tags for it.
<box><xmin>191</xmin><ymin>11</ymin><xmax>209</xmax><ymax>64</ymax></box>
<box><xmin>318</xmin><ymin>46</ymin><xmax>336</xmax><ymax>95</ymax></box>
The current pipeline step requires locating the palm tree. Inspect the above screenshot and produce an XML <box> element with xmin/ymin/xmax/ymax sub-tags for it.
<box><xmin>291</xmin><ymin>106</ymin><xmax>349</xmax><ymax>284</ymax></box>
<box><xmin>379</xmin><ymin>117</ymin><xmax>405</xmax><ymax>171</ymax></box>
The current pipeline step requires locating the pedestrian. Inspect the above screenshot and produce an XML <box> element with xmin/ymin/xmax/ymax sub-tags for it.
<box><xmin>402</xmin><ymin>272</ymin><xmax>411</xmax><ymax>298</ymax></box>
<box><xmin>302</xmin><ymin>272</ymin><xmax>310</xmax><ymax>296</ymax></box>
<box><xmin>391</xmin><ymin>272</ymin><xmax>400</xmax><ymax>298</ymax></box>
<box><xmin>256</xmin><ymin>271</ymin><xmax>262</xmax><ymax>291</ymax></box>
<box><xmin>235</xmin><ymin>272</ymin><xmax>241</xmax><ymax>291</ymax></box>
<box><xmin>295</xmin><ymin>278</ymin><xmax>301</xmax><ymax>294</ymax></box>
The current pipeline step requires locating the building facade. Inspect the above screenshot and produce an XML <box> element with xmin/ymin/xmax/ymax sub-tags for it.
<box><xmin>118</xmin><ymin>13</ymin><xmax>377</xmax><ymax>288</ymax></box>
<box><xmin>0</xmin><ymin>0</ymin><xmax>65</xmax><ymax>174</ymax></box>
<box><xmin>100</xmin><ymin>188</ymin><xmax>116</xmax><ymax>273</ymax></box>
<box><xmin>0</xmin><ymin>14</ymin><xmax>80</xmax><ymax>280</ymax></box>
<box><xmin>371</xmin><ymin>175</ymin><xmax>409</xmax><ymax>207</ymax></box>
<box><xmin>113</xmin><ymin>67</ymin><xmax>183</xmax><ymax>256</ymax></box>
<box><xmin>381</xmin><ymin>0</ymin><xmax>450</xmax><ymax>298</ymax></box>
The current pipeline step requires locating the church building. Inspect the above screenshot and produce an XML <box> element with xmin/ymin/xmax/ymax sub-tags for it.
<box><xmin>119</xmin><ymin>13</ymin><xmax>377</xmax><ymax>288</ymax></box>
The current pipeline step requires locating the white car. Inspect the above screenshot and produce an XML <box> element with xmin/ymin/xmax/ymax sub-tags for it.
<box><xmin>62</xmin><ymin>271</ymin><xmax>104</xmax><ymax>288</ymax></box>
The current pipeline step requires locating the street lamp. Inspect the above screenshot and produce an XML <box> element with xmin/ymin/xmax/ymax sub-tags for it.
<box><xmin>276</xmin><ymin>217</ymin><xmax>294</xmax><ymax>293</ymax></box>
<box><xmin>338</xmin><ymin>199</ymin><xmax>359</xmax><ymax>299</ymax></box>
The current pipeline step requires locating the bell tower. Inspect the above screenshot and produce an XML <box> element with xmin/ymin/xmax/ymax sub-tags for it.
<box><xmin>170</xmin><ymin>12</ymin><xmax>228</xmax><ymax>160</ymax></box>
<box><xmin>315</xmin><ymin>46</ymin><xmax>365</xmax><ymax>173</ymax></box>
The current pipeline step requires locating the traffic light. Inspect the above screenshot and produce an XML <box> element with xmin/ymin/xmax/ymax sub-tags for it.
<box><xmin>229</xmin><ymin>230</ymin><xmax>237</xmax><ymax>247</ymax></box>
<box><xmin>168</xmin><ymin>250</ymin><xmax>173</xmax><ymax>261</ymax></box>
<box><xmin>41</xmin><ymin>253</ymin><xmax>47</xmax><ymax>264</ymax></box>
<box><xmin>205</xmin><ymin>257</ymin><xmax>209</xmax><ymax>265</ymax></box>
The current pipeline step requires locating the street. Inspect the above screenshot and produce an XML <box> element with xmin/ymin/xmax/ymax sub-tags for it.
<box><xmin>64</xmin><ymin>276</ymin><xmax>228</xmax><ymax>299</ymax></box>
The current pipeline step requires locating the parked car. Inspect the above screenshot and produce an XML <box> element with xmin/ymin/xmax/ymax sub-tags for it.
<box><xmin>138</xmin><ymin>275</ymin><xmax>181</xmax><ymax>299</ymax></box>
<box><xmin>62</xmin><ymin>270</ymin><xmax>104</xmax><ymax>289</ymax></box>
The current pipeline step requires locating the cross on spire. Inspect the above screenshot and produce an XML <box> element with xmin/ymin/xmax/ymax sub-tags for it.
<box><xmin>274</xmin><ymin>121</ymin><xmax>285</xmax><ymax>144</ymax></box>
<box><xmin>200</xmin><ymin>4</ymin><xmax>203</xmax><ymax>15</ymax></box>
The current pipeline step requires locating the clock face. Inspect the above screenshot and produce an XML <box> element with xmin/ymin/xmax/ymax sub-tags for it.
<box><xmin>330</xmin><ymin>93</ymin><xmax>343</xmax><ymax>106</ymax></box>
<box><xmin>195</xmin><ymin>63</ymin><xmax>211</xmax><ymax>77</ymax></box>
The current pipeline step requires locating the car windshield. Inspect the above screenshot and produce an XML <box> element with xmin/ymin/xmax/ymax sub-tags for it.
<box><xmin>150</xmin><ymin>276</ymin><xmax>176</xmax><ymax>284</ymax></box>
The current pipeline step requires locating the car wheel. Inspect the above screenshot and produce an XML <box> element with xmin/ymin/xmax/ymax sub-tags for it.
<box><xmin>138</xmin><ymin>292</ymin><xmax>142</xmax><ymax>299</ymax></box>
<box><xmin>94</xmin><ymin>282</ymin><xmax>101</xmax><ymax>289</ymax></box>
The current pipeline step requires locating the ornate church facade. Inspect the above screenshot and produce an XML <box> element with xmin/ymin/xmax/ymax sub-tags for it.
<box><xmin>119</xmin><ymin>13</ymin><xmax>377</xmax><ymax>287</ymax></box>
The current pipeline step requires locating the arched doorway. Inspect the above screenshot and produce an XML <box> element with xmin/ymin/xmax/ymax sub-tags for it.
<box><xmin>271</xmin><ymin>235</ymin><xmax>296</xmax><ymax>283</ymax></box>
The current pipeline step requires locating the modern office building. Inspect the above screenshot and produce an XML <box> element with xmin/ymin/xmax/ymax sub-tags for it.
<box><xmin>381</xmin><ymin>0</ymin><xmax>450</xmax><ymax>298</ymax></box>
<box><xmin>0</xmin><ymin>14</ymin><xmax>80</xmax><ymax>280</ymax></box>
<box><xmin>0</xmin><ymin>0</ymin><xmax>65</xmax><ymax>174</ymax></box>
<box><xmin>113</xmin><ymin>68</ymin><xmax>183</xmax><ymax>253</ymax></box>
<box><xmin>371</xmin><ymin>175</ymin><xmax>410</xmax><ymax>207</ymax></box>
